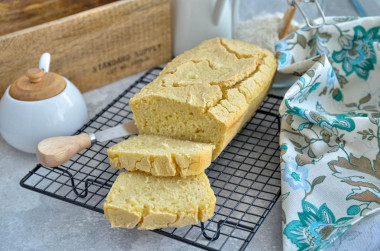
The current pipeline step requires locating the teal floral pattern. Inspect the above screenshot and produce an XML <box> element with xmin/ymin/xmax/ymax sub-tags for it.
<box><xmin>276</xmin><ymin>40</ymin><xmax>292</xmax><ymax>70</ymax></box>
<box><xmin>308</xmin><ymin>29</ymin><xmax>331</xmax><ymax>56</ymax></box>
<box><xmin>284</xmin><ymin>201</ymin><xmax>352</xmax><ymax>250</ymax></box>
<box><xmin>284</xmin><ymin>97</ymin><xmax>356</xmax><ymax>132</ymax></box>
<box><xmin>276</xmin><ymin>16</ymin><xmax>380</xmax><ymax>251</ymax></box>
<box><xmin>326</xmin><ymin>67</ymin><xmax>337</xmax><ymax>86</ymax></box>
<box><xmin>283</xmin><ymin>160</ymin><xmax>310</xmax><ymax>190</ymax></box>
<box><xmin>332</xmin><ymin>26</ymin><xmax>380</xmax><ymax>80</ymax></box>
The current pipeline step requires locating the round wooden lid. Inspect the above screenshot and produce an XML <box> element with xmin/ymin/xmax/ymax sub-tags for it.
<box><xmin>9</xmin><ymin>68</ymin><xmax>66</xmax><ymax>101</ymax></box>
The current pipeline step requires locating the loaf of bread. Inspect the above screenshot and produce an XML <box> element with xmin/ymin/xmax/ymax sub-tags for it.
<box><xmin>107</xmin><ymin>135</ymin><xmax>215</xmax><ymax>177</ymax></box>
<box><xmin>104</xmin><ymin>171</ymin><xmax>216</xmax><ymax>230</ymax></box>
<box><xmin>130</xmin><ymin>38</ymin><xmax>277</xmax><ymax>160</ymax></box>
<box><xmin>104</xmin><ymin>38</ymin><xmax>276</xmax><ymax>230</ymax></box>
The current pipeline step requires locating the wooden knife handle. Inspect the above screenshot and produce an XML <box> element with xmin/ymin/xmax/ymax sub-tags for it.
<box><xmin>36</xmin><ymin>133</ymin><xmax>92</xmax><ymax>167</ymax></box>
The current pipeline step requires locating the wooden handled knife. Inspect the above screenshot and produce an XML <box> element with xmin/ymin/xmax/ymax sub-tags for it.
<box><xmin>36</xmin><ymin>120</ymin><xmax>138</xmax><ymax>167</ymax></box>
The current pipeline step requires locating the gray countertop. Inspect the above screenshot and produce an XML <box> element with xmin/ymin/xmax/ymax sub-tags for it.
<box><xmin>2</xmin><ymin>1</ymin><xmax>380</xmax><ymax>250</ymax></box>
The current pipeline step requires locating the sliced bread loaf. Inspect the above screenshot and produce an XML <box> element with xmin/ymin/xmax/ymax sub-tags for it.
<box><xmin>130</xmin><ymin>38</ymin><xmax>276</xmax><ymax>160</ymax></box>
<box><xmin>107</xmin><ymin>135</ymin><xmax>215</xmax><ymax>177</ymax></box>
<box><xmin>104</xmin><ymin>171</ymin><xmax>216</xmax><ymax>230</ymax></box>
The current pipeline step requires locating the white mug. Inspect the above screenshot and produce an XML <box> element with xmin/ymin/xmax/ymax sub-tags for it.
<box><xmin>171</xmin><ymin>0</ymin><xmax>232</xmax><ymax>56</ymax></box>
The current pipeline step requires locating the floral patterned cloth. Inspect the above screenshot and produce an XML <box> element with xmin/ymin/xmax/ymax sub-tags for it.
<box><xmin>275</xmin><ymin>16</ymin><xmax>380</xmax><ymax>250</ymax></box>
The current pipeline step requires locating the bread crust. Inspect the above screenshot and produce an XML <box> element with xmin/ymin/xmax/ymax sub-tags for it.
<box><xmin>107</xmin><ymin>135</ymin><xmax>214</xmax><ymax>177</ymax></box>
<box><xmin>103</xmin><ymin>172</ymin><xmax>216</xmax><ymax>230</ymax></box>
<box><xmin>130</xmin><ymin>38</ymin><xmax>277</xmax><ymax>160</ymax></box>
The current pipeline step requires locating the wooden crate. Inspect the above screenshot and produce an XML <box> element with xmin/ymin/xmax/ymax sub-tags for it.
<box><xmin>0</xmin><ymin>0</ymin><xmax>172</xmax><ymax>96</ymax></box>
<box><xmin>0</xmin><ymin>0</ymin><xmax>119</xmax><ymax>36</ymax></box>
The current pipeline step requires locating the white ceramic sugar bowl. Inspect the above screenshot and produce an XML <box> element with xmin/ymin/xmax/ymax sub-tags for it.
<box><xmin>0</xmin><ymin>53</ymin><xmax>88</xmax><ymax>153</ymax></box>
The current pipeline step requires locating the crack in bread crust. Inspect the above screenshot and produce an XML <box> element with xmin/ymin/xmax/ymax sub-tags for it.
<box><xmin>205</xmin><ymin>53</ymin><xmax>266</xmax><ymax>114</ymax></box>
<box><xmin>219</xmin><ymin>38</ymin><xmax>258</xmax><ymax>59</ymax></box>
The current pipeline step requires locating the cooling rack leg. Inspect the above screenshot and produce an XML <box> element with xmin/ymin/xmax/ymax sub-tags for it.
<box><xmin>54</xmin><ymin>167</ymin><xmax>111</xmax><ymax>198</ymax></box>
<box><xmin>201</xmin><ymin>221</ymin><xmax>221</xmax><ymax>241</ymax></box>
<box><xmin>201</xmin><ymin>219</ymin><xmax>256</xmax><ymax>242</ymax></box>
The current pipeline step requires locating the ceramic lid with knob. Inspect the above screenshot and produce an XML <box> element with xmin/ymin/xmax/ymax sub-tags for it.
<box><xmin>0</xmin><ymin>52</ymin><xmax>88</xmax><ymax>153</ymax></box>
<box><xmin>9</xmin><ymin>66</ymin><xmax>66</xmax><ymax>101</ymax></box>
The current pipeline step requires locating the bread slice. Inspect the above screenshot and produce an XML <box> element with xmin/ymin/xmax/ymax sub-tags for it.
<box><xmin>130</xmin><ymin>38</ymin><xmax>277</xmax><ymax>160</ymax></box>
<box><xmin>107</xmin><ymin>135</ymin><xmax>215</xmax><ymax>177</ymax></box>
<box><xmin>104</xmin><ymin>171</ymin><xmax>216</xmax><ymax>230</ymax></box>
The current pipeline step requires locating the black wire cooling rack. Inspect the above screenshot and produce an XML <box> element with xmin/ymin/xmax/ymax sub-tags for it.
<box><xmin>20</xmin><ymin>67</ymin><xmax>283</xmax><ymax>251</ymax></box>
